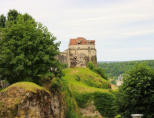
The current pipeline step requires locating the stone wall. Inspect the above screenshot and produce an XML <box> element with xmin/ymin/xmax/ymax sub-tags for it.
<box><xmin>57</xmin><ymin>50</ymin><xmax>68</xmax><ymax>66</ymax></box>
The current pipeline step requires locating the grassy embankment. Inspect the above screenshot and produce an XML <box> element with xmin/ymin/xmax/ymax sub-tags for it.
<box><xmin>60</xmin><ymin>68</ymin><xmax>117</xmax><ymax>118</ymax></box>
<box><xmin>0</xmin><ymin>68</ymin><xmax>118</xmax><ymax>118</ymax></box>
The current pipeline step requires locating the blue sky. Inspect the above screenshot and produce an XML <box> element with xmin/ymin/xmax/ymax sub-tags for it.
<box><xmin>0</xmin><ymin>0</ymin><xmax>154</xmax><ymax>61</ymax></box>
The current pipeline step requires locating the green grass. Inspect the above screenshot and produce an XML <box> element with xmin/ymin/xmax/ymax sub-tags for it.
<box><xmin>63</xmin><ymin>68</ymin><xmax>110</xmax><ymax>90</ymax></box>
<box><xmin>1</xmin><ymin>82</ymin><xmax>50</xmax><ymax>94</ymax></box>
<box><xmin>61</xmin><ymin>68</ymin><xmax>117</xmax><ymax>118</ymax></box>
<box><xmin>0</xmin><ymin>68</ymin><xmax>117</xmax><ymax>118</ymax></box>
<box><xmin>62</xmin><ymin>68</ymin><xmax>110</xmax><ymax>96</ymax></box>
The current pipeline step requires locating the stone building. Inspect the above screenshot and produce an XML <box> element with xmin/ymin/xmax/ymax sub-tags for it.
<box><xmin>58</xmin><ymin>37</ymin><xmax>97</xmax><ymax>68</ymax></box>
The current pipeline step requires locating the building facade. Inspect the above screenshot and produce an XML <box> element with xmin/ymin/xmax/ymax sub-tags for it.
<box><xmin>58</xmin><ymin>37</ymin><xmax>97</xmax><ymax>68</ymax></box>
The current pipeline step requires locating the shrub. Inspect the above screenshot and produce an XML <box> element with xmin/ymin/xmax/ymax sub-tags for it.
<box><xmin>93</xmin><ymin>92</ymin><xmax>117</xmax><ymax>118</ymax></box>
<box><xmin>74</xmin><ymin>91</ymin><xmax>118</xmax><ymax>118</ymax></box>
<box><xmin>88</xmin><ymin>62</ymin><xmax>108</xmax><ymax>80</ymax></box>
<box><xmin>88</xmin><ymin>61</ymin><xmax>95</xmax><ymax>70</ymax></box>
<box><xmin>94</xmin><ymin>67</ymin><xmax>108</xmax><ymax>80</ymax></box>
<box><xmin>74</xmin><ymin>92</ymin><xmax>92</xmax><ymax>108</ymax></box>
<box><xmin>118</xmin><ymin>63</ymin><xmax>154</xmax><ymax>118</ymax></box>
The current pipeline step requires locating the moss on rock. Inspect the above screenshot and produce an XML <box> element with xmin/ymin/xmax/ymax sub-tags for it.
<box><xmin>0</xmin><ymin>82</ymin><xmax>66</xmax><ymax>118</ymax></box>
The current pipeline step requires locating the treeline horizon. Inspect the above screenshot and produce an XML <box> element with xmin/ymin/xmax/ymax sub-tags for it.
<box><xmin>98</xmin><ymin>59</ymin><xmax>154</xmax><ymax>63</ymax></box>
<box><xmin>98</xmin><ymin>60</ymin><xmax>154</xmax><ymax>79</ymax></box>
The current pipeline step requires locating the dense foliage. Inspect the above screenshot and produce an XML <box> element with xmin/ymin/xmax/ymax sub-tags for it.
<box><xmin>73</xmin><ymin>91</ymin><xmax>117</xmax><ymax>118</ymax></box>
<box><xmin>88</xmin><ymin>62</ymin><xmax>107</xmax><ymax>80</ymax></box>
<box><xmin>93</xmin><ymin>92</ymin><xmax>117</xmax><ymax>118</ymax></box>
<box><xmin>0</xmin><ymin>15</ymin><xmax>6</xmax><ymax>28</ymax></box>
<box><xmin>0</xmin><ymin>10</ymin><xmax>62</xmax><ymax>84</ymax></box>
<box><xmin>117</xmin><ymin>64</ymin><xmax>154</xmax><ymax>118</ymax></box>
<box><xmin>98</xmin><ymin>60</ymin><xmax>154</xmax><ymax>79</ymax></box>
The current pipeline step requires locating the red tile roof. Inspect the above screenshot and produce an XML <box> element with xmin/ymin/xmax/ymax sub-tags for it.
<box><xmin>69</xmin><ymin>37</ymin><xmax>95</xmax><ymax>45</ymax></box>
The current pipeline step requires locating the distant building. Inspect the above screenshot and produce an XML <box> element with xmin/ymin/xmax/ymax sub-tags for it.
<box><xmin>116</xmin><ymin>74</ymin><xmax>123</xmax><ymax>86</ymax></box>
<box><xmin>58</xmin><ymin>37</ymin><xmax>97</xmax><ymax>67</ymax></box>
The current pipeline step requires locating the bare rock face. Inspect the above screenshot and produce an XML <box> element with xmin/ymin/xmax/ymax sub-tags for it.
<box><xmin>0</xmin><ymin>82</ymin><xmax>66</xmax><ymax>118</ymax></box>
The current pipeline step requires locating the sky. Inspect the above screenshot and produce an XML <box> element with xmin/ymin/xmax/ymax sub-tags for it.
<box><xmin>0</xmin><ymin>0</ymin><xmax>154</xmax><ymax>61</ymax></box>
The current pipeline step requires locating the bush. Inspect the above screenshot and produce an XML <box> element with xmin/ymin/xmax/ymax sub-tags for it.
<box><xmin>88</xmin><ymin>61</ymin><xmax>95</xmax><ymax>70</ymax></box>
<box><xmin>88</xmin><ymin>62</ymin><xmax>108</xmax><ymax>80</ymax></box>
<box><xmin>74</xmin><ymin>92</ymin><xmax>92</xmax><ymax>108</ymax></box>
<box><xmin>93</xmin><ymin>92</ymin><xmax>117</xmax><ymax>118</ymax></box>
<box><xmin>118</xmin><ymin>63</ymin><xmax>154</xmax><ymax>118</ymax></box>
<box><xmin>94</xmin><ymin>67</ymin><xmax>108</xmax><ymax>80</ymax></box>
<box><xmin>73</xmin><ymin>91</ymin><xmax>118</xmax><ymax>118</ymax></box>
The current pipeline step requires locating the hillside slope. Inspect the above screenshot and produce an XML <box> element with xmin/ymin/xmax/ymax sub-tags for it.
<box><xmin>61</xmin><ymin>68</ymin><xmax>117</xmax><ymax>118</ymax></box>
<box><xmin>63</xmin><ymin>68</ymin><xmax>110</xmax><ymax>91</ymax></box>
<box><xmin>0</xmin><ymin>68</ymin><xmax>117</xmax><ymax>118</ymax></box>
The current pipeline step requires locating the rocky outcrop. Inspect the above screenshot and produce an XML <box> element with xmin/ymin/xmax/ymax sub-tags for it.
<box><xmin>0</xmin><ymin>82</ymin><xmax>66</xmax><ymax>118</ymax></box>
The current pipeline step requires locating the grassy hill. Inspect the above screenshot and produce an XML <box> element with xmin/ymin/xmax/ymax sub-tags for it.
<box><xmin>63</xmin><ymin>68</ymin><xmax>110</xmax><ymax>91</ymax></box>
<box><xmin>1</xmin><ymin>68</ymin><xmax>117</xmax><ymax>118</ymax></box>
<box><xmin>57</xmin><ymin>68</ymin><xmax>117</xmax><ymax>118</ymax></box>
<box><xmin>98</xmin><ymin>60</ymin><xmax>154</xmax><ymax>79</ymax></box>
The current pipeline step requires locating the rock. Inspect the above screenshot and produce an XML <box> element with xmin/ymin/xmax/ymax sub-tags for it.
<box><xmin>0</xmin><ymin>82</ymin><xmax>66</xmax><ymax>118</ymax></box>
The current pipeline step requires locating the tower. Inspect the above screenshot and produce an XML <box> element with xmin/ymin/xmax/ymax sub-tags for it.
<box><xmin>58</xmin><ymin>37</ymin><xmax>97</xmax><ymax>68</ymax></box>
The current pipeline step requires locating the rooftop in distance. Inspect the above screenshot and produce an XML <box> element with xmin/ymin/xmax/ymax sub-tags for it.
<box><xmin>69</xmin><ymin>37</ymin><xmax>95</xmax><ymax>46</ymax></box>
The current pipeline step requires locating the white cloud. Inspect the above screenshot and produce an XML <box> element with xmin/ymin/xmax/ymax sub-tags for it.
<box><xmin>0</xmin><ymin>0</ymin><xmax>154</xmax><ymax>61</ymax></box>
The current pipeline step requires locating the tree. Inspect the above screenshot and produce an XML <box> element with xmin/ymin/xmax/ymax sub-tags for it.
<box><xmin>117</xmin><ymin>63</ymin><xmax>154</xmax><ymax>118</ymax></box>
<box><xmin>88</xmin><ymin>62</ymin><xmax>108</xmax><ymax>80</ymax></box>
<box><xmin>0</xmin><ymin>15</ymin><xmax>6</xmax><ymax>28</ymax></box>
<box><xmin>0</xmin><ymin>10</ymin><xmax>63</xmax><ymax>84</ymax></box>
<box><xmin>7</xmin><ymin>9</ymin><xmax>19</xmax><ymax>22</ymax></box>
<box><xmin>94</xmin><ymin>67</ymin><xmax>107</xmax><ymax>80</ymax></box>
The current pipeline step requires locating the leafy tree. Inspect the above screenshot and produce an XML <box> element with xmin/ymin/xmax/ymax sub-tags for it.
<box><xmin>0</xmin><ymin>10</ymin><xmax>63</xmax><ymax>84</ymax></box>
<box><xmin>94</xmin><ymin>67</ymin><xmax>107</xmax><ymax>80</ymax></box>
<box><xmin>7</xmin><ymin>9</ymin><xmax>19</xmax><ymax>22</ymax></box>
<box><xmin>0</xmin><ymin>15</ymin><xmax>6</xmax><ymax>28</ymax></box>
<box><xmin>88</xmin><ymin>62</ymin><xmax>107</xmax><ymax>80</ymax></box>
<box><xmin>117</xmin><ymin>64</ymin><xmax>154</xmax><ymax>118</ymax></box>
<box><xmin>98</xmin><ymin>60</ymin><xmax>154</xmax><ymax>79</ymax></box>
<box><xmin>94</xmin><ymin>92</ymin><xmax>117</xmax><ymax>118</ymax></box>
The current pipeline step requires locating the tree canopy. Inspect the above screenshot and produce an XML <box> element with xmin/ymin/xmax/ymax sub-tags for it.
<box><xmin>88</xmin><ymin>62</ymin><xmax>107</xmax><ymax>80</ymax></box>
<box><xmin>0</xmin><ymin>10</ymin><xmax>62</xmax><ymax>84</ymax></box>
<box><xmin>0</xmin><ymin>15</ymin><xmax>6</xmax><ymax>28</ymax></box>
<box><xmin>98</xmin><ymin>60</ymin><xmax>154</xmax><ymax>79</ymax></box>
<box><xmin>117</xmin><ymin>63</ymin><xmax>154</xmax><ymax>118</ymax></box>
